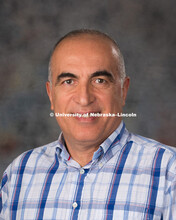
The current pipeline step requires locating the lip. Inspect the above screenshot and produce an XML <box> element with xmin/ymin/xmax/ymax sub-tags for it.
<box><xmin>71</xmin><ymin>111</ymin><xmax>101</xmax><ymax>122</ymax></box>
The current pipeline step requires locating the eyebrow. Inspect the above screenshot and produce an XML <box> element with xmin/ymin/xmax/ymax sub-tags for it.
<box><xmin>90</xmin><ymin>71</ymin><xmax>115</xmax><ymax>82</ymax></box>
<box><xmin>55</xmin><ymin>72</ymin><xmax>78</xmax><ymax>86</ymax></box>
<box><xmin>55</xmin><ymin>70</ymin><xmax>115</xmax><ymax>86</ymax></box>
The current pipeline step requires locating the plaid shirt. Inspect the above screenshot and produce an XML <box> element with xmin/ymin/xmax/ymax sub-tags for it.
<box><xmin>0</xmin><ymin>122</ymin><xmax>176</xmax><ymax>220</ymax></box>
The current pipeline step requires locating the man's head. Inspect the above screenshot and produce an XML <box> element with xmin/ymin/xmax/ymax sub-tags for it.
<box><xmin>46</xmin><ymin>29</ymin><xmax>129</xmax><ymax>149</ymax></box>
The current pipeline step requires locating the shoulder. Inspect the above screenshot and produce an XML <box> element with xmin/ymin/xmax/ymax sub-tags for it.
<box><xmin>129</xmin><ymin>132</ymin><xmax>176</xmax><ymax>153</ymax></box>
<box><xmin>1</xmin><ymin>140</ymin><xmax>59</xmax><ymax>181</ymax></box>
<box><xmin>128</xmin><ymin>132</ymin><xmax>176</xmax><ymax>172</ymax></box>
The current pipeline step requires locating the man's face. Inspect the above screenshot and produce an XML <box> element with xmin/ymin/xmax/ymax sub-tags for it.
<box><xmin>46</xmin><ymin>35</ymin><xmax>129</xmax><ymax>148</ymax></box>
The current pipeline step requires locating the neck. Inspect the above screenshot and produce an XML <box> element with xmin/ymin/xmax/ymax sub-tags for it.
<box><xmin>64</xmin><ymin>140</ymin><xmax>100</xmax><ymax>167</ymax></box>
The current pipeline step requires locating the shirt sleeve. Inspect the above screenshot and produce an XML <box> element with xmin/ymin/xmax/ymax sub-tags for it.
<box><xmin>163</xmin><ymin>155</ymin><xmax>176</xmax><ymax>220</ymax></box>
<box><xmin>0</xmin><ymin>171</ymin><xmax>9</xmax><ymax>220</ymax></box>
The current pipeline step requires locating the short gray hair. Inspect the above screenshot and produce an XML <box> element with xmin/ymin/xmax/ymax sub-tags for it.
<box><xmin>48</xmin><ymin>29</ymin><xmax>126</xmax><ymax>85</ymax></box>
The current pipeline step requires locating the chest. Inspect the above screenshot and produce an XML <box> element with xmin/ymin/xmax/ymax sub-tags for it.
<box><xmin>9</xmin><ymin>164</ymin><xmax>165</xmax><ymax>220</ymax></box>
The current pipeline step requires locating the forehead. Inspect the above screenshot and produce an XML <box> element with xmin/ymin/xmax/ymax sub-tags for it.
<box><xmin>50</xmin><ymin>35</ymin><xmax>119</xmax><ymax>74</ymax></box>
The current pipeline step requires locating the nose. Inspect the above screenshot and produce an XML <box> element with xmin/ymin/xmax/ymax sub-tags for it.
<box><xmin>73</xmin><ymin>84</ymin><xmax>95</xmax><ymax>106</ymax></box>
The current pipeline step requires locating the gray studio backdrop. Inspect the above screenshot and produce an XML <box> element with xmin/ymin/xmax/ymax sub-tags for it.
<box><xmin>0</xmin><ymin>1</ymin><xmax>176</xmax><ymax>177</ymax></box>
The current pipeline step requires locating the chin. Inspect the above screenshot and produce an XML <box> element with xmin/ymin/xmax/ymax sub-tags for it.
<box><xmin>70</xmin><ymin>128</ymin><xmax>102</xmax><ymax>144</ymax></box>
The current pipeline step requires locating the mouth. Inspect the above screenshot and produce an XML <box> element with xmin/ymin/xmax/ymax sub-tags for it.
<box><xmin>71</xmin><ymin>111</ymin><xmax>101</xmax><ymax>122</ymax></box>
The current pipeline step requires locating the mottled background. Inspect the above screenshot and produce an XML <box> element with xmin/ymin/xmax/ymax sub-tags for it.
<box><xmin>0</xmin><ymin>0</ymin><xmax>176</xmax><ymax>177</ymax></box>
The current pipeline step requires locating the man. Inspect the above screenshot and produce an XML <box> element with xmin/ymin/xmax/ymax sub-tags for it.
<box><xmin>0</xmin><ymin>29</ymin><xmax>175</xmax><ymax>220</ymax></box>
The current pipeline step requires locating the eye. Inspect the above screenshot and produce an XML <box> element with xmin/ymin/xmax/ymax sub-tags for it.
<box><xmin>63</xmin><ymin>79</ymin><xmax>74</xmax><ymax>85</ymax></box>
<box><xmin>95</xmin><ymin>78</ymin><xmax>106</xmax><ymax>84</ymax></box>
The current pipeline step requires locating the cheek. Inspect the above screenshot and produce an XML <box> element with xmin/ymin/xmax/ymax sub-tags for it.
<box><xmin>113</xmin><ymin>87</ymin><xmax>123</xmax><ymax>102</ymax></box>
<box><xmin>52</xmin><ymin>91</ymin><xmax>61</xmax><ymax>110</ymax></box>
<box><xmin>100</xmin><ymin>88</ymin><xmax>122</xmax><ymax>107</ymax></box>
<box><xmin>53</xmin><ymin>91</ymin><xmax>71</xmax><ymax>111</ymax></box>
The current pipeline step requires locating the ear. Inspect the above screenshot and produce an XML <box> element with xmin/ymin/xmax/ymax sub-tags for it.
<box><xmin>46</xmin><ymin>81</ymin><xmax>54</xmax><ymax>110</ymax></box>
<box><xmin>122</xmin><ymin>77</ymin><xmax>130</xmax><ymax>106</ymax></box>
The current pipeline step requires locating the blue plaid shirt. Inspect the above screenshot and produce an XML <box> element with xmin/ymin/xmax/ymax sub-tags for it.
<box><xmin>0</xmin><ymin>122</ymin><xmax>176</xmax><ymax>220</ymax></box>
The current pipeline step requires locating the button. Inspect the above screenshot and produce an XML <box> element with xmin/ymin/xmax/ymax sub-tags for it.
<box><xmin>80</xmin><ymin>168</ymin><xmax>85</xmax><ymax>174</ymax></box>
<box><xmin>99</xmin><ymin>162</ymin><xmax>103</xmax><ymax>168</ymax></box>
<box><xmin>72</xmin><ymin>202</ymin><xmax>78</xmax><ymax>208</ymax></box>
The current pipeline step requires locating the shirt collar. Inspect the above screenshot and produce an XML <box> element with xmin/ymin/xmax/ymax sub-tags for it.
<box><xmin>57</xmin><ymin>134</ymin><xmax>70</xmax><ymax>161</ymax></box>
<box><xmin>56</xmin><ymin>121</ymin><xmax>126</xmax><ymax>162</ymax></box>
<box><xmin>92</xmin><ymin>121</ymin><xmax>125</xmax><ymax>160</ymax></box>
